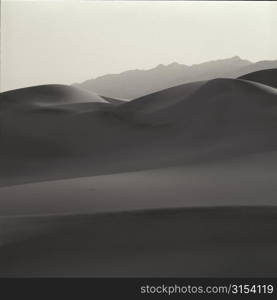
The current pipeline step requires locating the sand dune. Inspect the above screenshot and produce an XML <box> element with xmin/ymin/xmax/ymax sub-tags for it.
<box><xmin>1</xmin><ymin>75</ymin><xmax>277</xmax><ymax>277</ymax></box>
<box><xmin>0</xmin><ymin>84</ymin><xmax>107</xmax><ymax>109</ymax></box>
<box><xmin>1</xmin><ymin>78</ymin><xmax>277</xmax><ymax>186</ymax></box>
<box><xmin>1</xmin><ymin>150</ymin><xmax>277</xmax><ymax>216</ymax></box>
<box><xmin>239</xmin><ymin>68</ymin><xmax>277</xmax><ymax>89</ymax></box>
<box><xmin>1</xmin><ymin>206</ymin><xmax>277</xmax><ymax>277</ymax></box>
<box><xmin>117</xmin><ymin>78</ymin><xmax>277</xmax><ymax>125</ymax></box>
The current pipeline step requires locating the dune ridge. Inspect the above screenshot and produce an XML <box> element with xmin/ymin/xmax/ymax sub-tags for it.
<box><xmin>0</xmin><ymin>84</ymin><xmax>107</xmax><ymax>109</ymax></box>
<box><xmin>1</xmin><ymin>77</ymin><xmax>277</xmax><ymax>186</ymax></box>
<box><xmin>239</xmin><ymin>68</ymin><xmax>277</xmax><ymax>89</ymax></box>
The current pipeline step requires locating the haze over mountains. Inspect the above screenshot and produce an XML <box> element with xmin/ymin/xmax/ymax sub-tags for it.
<box><xmin>77</xmin><ymin>56</ymin><xmax>277</xmax><ymax>99</ymax></box>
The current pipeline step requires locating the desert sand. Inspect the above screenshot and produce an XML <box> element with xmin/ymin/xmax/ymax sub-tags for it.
<box><xmin>239</xmin><ymin>68</ymin><xmax>277</xmax><ymax>89</ymax></box>
<box><xmin>1</xmin><ymin>69</ymin><xmax>277</xmax><ymax>276</ymax></box>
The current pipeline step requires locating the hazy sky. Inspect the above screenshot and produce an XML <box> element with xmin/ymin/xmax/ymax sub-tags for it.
<box><xmin>1</xmin><ymin>0</ymin><xmax>277</xmax><ymax>92</ymax></box>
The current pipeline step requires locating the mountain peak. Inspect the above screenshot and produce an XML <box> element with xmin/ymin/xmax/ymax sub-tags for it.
<box><xmin>155</xmin><ymin>64</ymin><xmax>166</xmax><ymax>69</ymax></box>
<box><xmin>230</xmin><ymin>55</ymin><xmax>242</xmax><ymax>61</ymax></box>
<box><xmin>168</xmin><ymin>62</ymin><xmax>187</xmax><ymax>68</ymax></box>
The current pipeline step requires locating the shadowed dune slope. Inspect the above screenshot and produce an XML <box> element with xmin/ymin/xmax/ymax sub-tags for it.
<box><xmin>1</xmin><ymin>150</ymin><xmax>277</xmax><ymax>216</ymax></box>
<box><xmin>239</xmin><ymin>68</ymin><xmax>277</xmax><ymax>89</ymax></box>
<box><xmin>1</xmin><ymin>78</ymin><xmax>277</xmax><ymax>277</ymax></box>
<box><xmin>1</xmin><ymin>207</ymin><xmax>277</xmax><ymax>277</ymax></box>
<box><xmin>116</xmin><ymin>80</ymin><xmax>206</xmax><ymax>114</ymax></box>
<box><xmin>1</xmin><ymin>78</ymin><xmax>277</xmax><ymax>185</ymax></box>
<box><xmin>117</xmin><ymin>78</ymin><xmax>277</xmax><ymax>128</ymax></box>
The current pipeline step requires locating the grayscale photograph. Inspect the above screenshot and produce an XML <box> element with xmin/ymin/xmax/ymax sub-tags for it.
<box><xmin>1</xmin><ymin>0</ymin><xmax>277</xmax><ymax>283</ymax></box>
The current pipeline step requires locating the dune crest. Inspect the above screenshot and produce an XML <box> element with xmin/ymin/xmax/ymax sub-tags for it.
<box><xmin>239</xmin><ymin>68</ymin><xmax>277</xmax><ymax>89</ymax></box>
<box><xmin>1</xmin><ymin>68</ymin><xmax>277</xmax><ymax>277</ymax></box>
<box><xmin>1</xmin><ymin>76</ymin><xmax>277</xmax><ymax>186</ymax></box>
<box><xmin>0</xmin><ymin>84</ymin><xmax>107</xmax><ymax>110</ymax></box>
